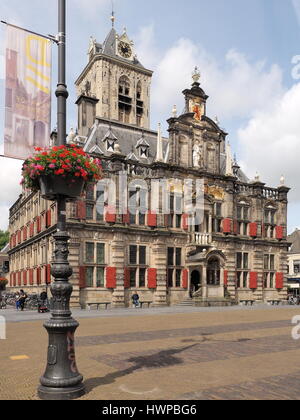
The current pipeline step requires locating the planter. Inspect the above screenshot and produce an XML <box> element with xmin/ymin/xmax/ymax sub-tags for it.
<box><xmin>39</xmin><ymin>175</ymin><xmax>86</xmax><ymax>200</ymax></box>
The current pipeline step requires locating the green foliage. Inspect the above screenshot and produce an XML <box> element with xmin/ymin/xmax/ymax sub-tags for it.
<box><xmin>0</xmin><ymin>278</ymin><xmax>8</xmax><ymax>291</ymax></box>
<box><xmin>0</xmin><ymin>231</ymin><xmax>9</xmax><ymax>250</ymax></box>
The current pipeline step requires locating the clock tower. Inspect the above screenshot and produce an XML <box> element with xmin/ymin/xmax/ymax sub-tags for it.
<box><xmin>75</xmin><ymin>24</ymin><xmax>153</xmax><ymax>136</ymax></box>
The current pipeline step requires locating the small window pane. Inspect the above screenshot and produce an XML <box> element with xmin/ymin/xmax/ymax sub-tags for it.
<box><xmin>176</xmin><ymin>248</ymin><xmax>181</xmax><ymax>266</ymax></box>
<box><xmin>139</xmin><ymin>268</ymin><xmax>146</xmax><ymax>287</ymax></box>
<box><xmin>139</xmin><ymin>246</ymin><xmax>146</xmax><ymax>265</ymax></box>
<box><xmin>130</xmin><ymin>246</ymin><xmax>137</xmax><ymax>265</ymax></box>
<box><xmin>168</xmin><ymin>248</ymin><xmax>174</xmax><ymax>266</ymax></box>
<box><xmin>86</xmin><ymin>267</ymin><xmax>94</xmax><ymax>287</ymax></box>
<box><xmin>237</xmin><ymin>253</ymin><xmax>242</xmax><ymax>269</ymax></box>
<box><xmin>86</xmin><ymin>204</ymin><xmax>94</xmax><ymax>220</ymax></box>
<box><xmin>243</xmin><ymin>253</ymin><xmax>248</xmax><ymax>269</ymax></box>
<box><xmin>130</xmin><ymin>268</ymin><xmax>136</xmax><ymax>287</ymax></box>
<box><xmin>96</xmin><ymin>267</ymin><xmax>105</xmax><ymax>288</ymax></box>
<box><xmin>96</xmin><ymin>244</ymin><xmax>105</xmax><ymax>265</ymax></box>
<box><xmin>176</xmin><ymin>269</ymin><xmax>181</xmax><ymax>287</ymax></box>
<box><xmin>168</xmin><ymin>269</ymin><xmax>174</xmax><ymax>288</ymax></box>
<box><xmin>86</xmin><ymin>243</ymin><xmax>94</xmax><ymax>263</ymax></box>
<box><xmin>270</xmin><ymin>255</ymin><xmax>275</xmax><ymax>271</ymax></box>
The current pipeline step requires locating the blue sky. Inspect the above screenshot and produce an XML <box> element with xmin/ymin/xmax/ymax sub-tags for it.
<box><xmin>0</xmin><ymin>0</ymin><xmax>300</xmax><ymax>233</ymax></box>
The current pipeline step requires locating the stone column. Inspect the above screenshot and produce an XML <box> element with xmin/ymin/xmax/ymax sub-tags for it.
<box><xmin>202</xmin><ymin>265</ymin><xmax>208</xmax><ymax>298</ymax></box>
<box><xmin>111</xmin><ymin>232</ymin><xmax>126</xmax><ymax>308</ymax></box>
<box><xmin>152</xmin><ymin>239</ymin><xmax>168</xmax><ymax>306</ymax></box>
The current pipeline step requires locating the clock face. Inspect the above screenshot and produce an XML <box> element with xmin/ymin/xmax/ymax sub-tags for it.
<box><xmin>118</xmin><ymin>41</ymin><xmax>132</xmax><ymax>58</ymax></box>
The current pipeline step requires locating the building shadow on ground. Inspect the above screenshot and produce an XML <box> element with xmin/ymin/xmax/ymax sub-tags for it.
<box><xmin>84</xmin><ymin>344</ymin><xmax>198</xmax><ymax>395</ymax></box>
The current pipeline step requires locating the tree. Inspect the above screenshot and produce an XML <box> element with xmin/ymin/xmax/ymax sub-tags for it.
<box><xmin>0</xmin><ymin>230</ymin><xmax>9</xmax><ymax>250</ymax></box>
<box><xmin>0</xmin><ymin>278</ymin><xmax>8</xmax><ymax>291</ymax></box>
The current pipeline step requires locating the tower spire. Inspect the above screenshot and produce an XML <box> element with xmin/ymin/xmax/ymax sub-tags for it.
<box><xmin>110</xmin><ymin>0</ymin><xmax>115</xmax><ymax>27</ymax></box>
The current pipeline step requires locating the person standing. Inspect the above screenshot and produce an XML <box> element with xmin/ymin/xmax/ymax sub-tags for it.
<box><xmin>15</xmin><ymin>292</ymin><xmax>21</xmax><ymax>311</ymax></box>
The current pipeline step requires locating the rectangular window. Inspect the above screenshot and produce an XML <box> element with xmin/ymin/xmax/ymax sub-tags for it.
<box><xmin>86</xmin><ymin>267</ymin><xmax>94</xmax><ymax>287</ymax></box>
<box><xmin>86</xmin><ymin>204</ymin><xmax>94</xmax><ymax>220</ymax></box>
<box><xmin>139</xmin><ymin>246</ymin><xmax>146</xmax><ymax>265</ymax></box>
<box><xmin>176</xmin><ymin>269</ymin><xmax>181</xmax><ymax>288</ymax></box>
<box><xmin>130</xmin><ymin>268</ymin><xmax>136</xmax><ymax>288</ymax></box>
<box><xmin>86</xmin><ymin>243</ymin><xmax>95</xmax><ymax>263</ymax></box>
<box><xmin>96</xmin><ymin>267</ymin><xmax>105</xmax><ymax>288</ymax></box>
<box><xmin>168</xmin><ymin>248</ymin><xmax>174</xmax><ymax>266</ymax></box>
<box><xmin>130</xmin><ymin>245</ymin><xmax>137</xmax><ymax>265</ymax></box>
<box><xmin>236</xmin><ymin>252</ymin><xmax>249</xmax><ymax>289</ymax></box>
<box><xmin>140</xmin><ymin>268</ymin><xmax>146</xmax><ymax>287</ymax></box>
<box><xmin>176</xmin><ymin>248</ymin><xmax>182</xmax><ymax>266</ymax></box>
<box><xmin>96</xmin><ymin>243</ymin><xmax>105</xmax><ymax>265</ymax></box>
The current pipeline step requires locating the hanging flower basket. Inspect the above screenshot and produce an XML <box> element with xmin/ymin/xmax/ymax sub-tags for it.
<box><xmin>39</xmin><ymin>175</ymin><xmax>86</xmax><ymax>200</ymax></box>
<box><xmin>21</xmin><ymin>145</ymin><xmax>102</xmax><ymax>200</ymax></box>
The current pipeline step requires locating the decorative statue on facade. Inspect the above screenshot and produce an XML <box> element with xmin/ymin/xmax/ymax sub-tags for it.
<box><xmin>193</xmin><ymin>142</ymin><xmax>201</xmax><ymax>168</ymax></box>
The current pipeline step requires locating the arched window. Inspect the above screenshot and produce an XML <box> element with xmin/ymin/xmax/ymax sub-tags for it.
<box><xmin>118</xmin><ymin>76</ymin><xmax>132</xmax><ymax>123</ymax></box>
<box><xmin>207</xmin><ymin>258</ymin><xmax>220</xmax><ymax>286</ymax></box>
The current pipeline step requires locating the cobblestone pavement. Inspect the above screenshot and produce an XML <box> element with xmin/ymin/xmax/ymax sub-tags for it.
<box><xmin>1</xmin><ymin>306</ymin><xmax>300</xmax><ymax>400</ymax></box>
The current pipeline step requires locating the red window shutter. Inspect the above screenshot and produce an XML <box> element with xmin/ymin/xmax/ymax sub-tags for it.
<box><xmin>182</xmin><ymin>214</ymin><xmax>189</xmax><ymax>231</ymax></box>
<box><xmin>123</xmin><ymin>210</ymin><xmax>130</xmax><ymax>225</ymax></box>
<box><xmin>46</xmin><ymin>265</ymin><xmax>51</xmax><ymax>284</ymax></box>
<box><xmin>106</xmin><ymin>267</ymin><xmax>117</xmax><ymax>289</ymax></box>
<box><xmin>147</xmin><ymin>212</ymin><xmax>157</xmax><ymax>228</ymax></box>
<box><xmin>77</xmin><ymin>201</ymin><xmax>86</xmax><ymax>220</ymax></box>
<box><xmin>23</xmin><ymin>227</ymin><xmax>27</xmax><ymax>242</ymax></box>
<box><xmin>124</xmin><ymin>268</ymin><xmax>130</xmax><ymax>289</ymax></box>
<box><xmin>79</xmin><ymin>266</ymin><xmax>86</xmax><ymax>289</ymax></box>
<box><xmin>23</xmin><ymin>270</ymin><xmax>27</xmax><ymax>286</ymax></box>
<box><xmin>182</xmin><ymin>269</ymin><xmax>188</xmax><ymax>289</ymax></box>
<box><xmin>29</xmin><ymin>269</ymin><xmax>34</xmax><ymax>286</ymax></box>
<box><xmin>276</xmin><ymin>272</ymin><xmax>284</xmax><ymax>289</ymax></box>
<box><xmin>222</xmin><ymin>218</ymin><xmax>232</xmax><ymax>234</ymax></box>
<box><xmin>105</xmin><ymin>206</ymin><xmax>116</xmax><ymax>224</ymax></box>
<box><xmin>233</xmin><ymin>220</ymin><xmax>238</xmax><ymax>235</ymax></box>
<box><xmin>37</xmin><ymin>216</ymin><xmax>41</xmax><ymax>233</ymax></box>
<box><xmin>249</xmin><ymin>272</ymin><xmax>258</xmax><ymax>289</ymax></box>
<box><xmin>148</xmin><ymin>268</ymin><xmax>157</xmax><ymax>289</ymax></box>
<box><xmin>18</xmin><ymin>272</ymin><xmax>21</xmax><ymax>286</ymax></box>
<box><xmin>46</xmin><ymin>210</ymin><xmax>52</xmax><ymax>228</ymax></box>
<box><xmin>249</xmin><ymin>223</ymin><xmax>258</xmax><ymax>238</ymax></box>
<box><xmin>36</xmin><ymin>267</ymin><xmax>41</xmax><ymax>285</ymax></box>
<box><xmin>224</xmin><ymin>270</ymin><xmax>228</xmax><ymax>287</ymax></box>
<box><xmin>276</xmin><ymin>226</ymin><xmax>284</xmax><ymax>240</ymax></box>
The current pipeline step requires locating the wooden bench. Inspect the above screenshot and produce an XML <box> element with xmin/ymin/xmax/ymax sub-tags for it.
<box><xmin>85</xmin><ymin>302</ymin><xmax>111</xmax><ymax>310</ymax></box>
<box><xmin>240</xmin><ymin>300</ymin><xmax>255</xmax><ymax>306</ymax></box>
<box><xmin>268</xmin><ymin>300</ymin><xmax>281</xmax><ymax>306</ymax></box>
<box><xmin>139</xmin><ymin>301</ymin><xmax>152</xmax><ymax>308</ymax></box>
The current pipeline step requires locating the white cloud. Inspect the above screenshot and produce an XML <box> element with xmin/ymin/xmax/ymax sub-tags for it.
<box><xmin>135</xmin><ymin>28</ymin><xmax>284</xmax><ymax>124</ymax></box>
<box><xmin>238</xmin><ymin>82</ymin><xmax>300</xmax><ymax>201</ymax></box>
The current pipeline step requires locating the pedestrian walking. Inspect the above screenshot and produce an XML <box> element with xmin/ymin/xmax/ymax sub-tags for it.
<box><xmin>15</xmin><ymin>292</ymin><xmax>21</xmax><ymax>311</ymax></box>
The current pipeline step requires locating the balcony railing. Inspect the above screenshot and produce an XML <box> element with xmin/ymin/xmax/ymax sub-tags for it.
<box><xmin>191</xmin><ymin>233</ymin><xmax>212</xmax><ymax>246</ymax></box>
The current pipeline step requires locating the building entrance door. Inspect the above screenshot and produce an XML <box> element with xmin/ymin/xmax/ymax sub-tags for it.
<box><xmin>190</xmin><ymin>270</ymin><xmax>201</xmax><ymax>297</ymax></box>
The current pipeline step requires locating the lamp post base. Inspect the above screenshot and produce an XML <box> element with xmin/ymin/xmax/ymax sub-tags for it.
<box><xmin>38</xmin><ymin>384</ymin><xmax>85</xmax><ymax>401</ymax></box>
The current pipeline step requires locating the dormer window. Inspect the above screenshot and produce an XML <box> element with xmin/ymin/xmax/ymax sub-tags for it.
<box><xmin>102</xmin><ymin>127</ymin><xmax>118</xmax><ymax>153</ymax></box>
<box><xmin>107</xmin><ymin>140</ymin><xmax>115</xmax><ymax>153</ymax></box>
<box><xmin>140</xmin><ymin>147</ymin><xmax>148</xmax><ymax>158</ymax></box>
<box><xmin>135</xmin><ymin>134</ymin><xmax>150</xmax><ymax>159</ymax></box>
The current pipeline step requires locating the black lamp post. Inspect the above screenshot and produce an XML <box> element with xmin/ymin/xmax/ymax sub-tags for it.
<box><xmin>38</xmin><ymin>0</ymin><xmax>85</xmax><ymax>400</ymax></box>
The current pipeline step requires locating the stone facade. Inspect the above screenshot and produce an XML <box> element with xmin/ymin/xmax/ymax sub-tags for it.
<box><xmin>7</xmin><ymin>27</ymin><xmax>290</xmax><ymax>307</ymax></box>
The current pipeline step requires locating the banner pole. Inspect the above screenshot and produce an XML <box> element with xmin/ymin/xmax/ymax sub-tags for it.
<box><xmin>1</xmin><ymin>20</ymin><xmax>58</xmax><ymax>43</ymax></box>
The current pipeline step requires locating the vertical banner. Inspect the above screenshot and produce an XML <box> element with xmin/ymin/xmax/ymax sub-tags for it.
<box><xmin>4</xmin><ymin>25</ymin><xmax>52</xmax><ymax>160</ymax></box>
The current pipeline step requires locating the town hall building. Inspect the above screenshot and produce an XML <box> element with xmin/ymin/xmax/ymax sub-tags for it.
<box><xmin>7</xmin><ymin>23</ymin><xmax>290</xmax><ymax>308</ymax></box>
